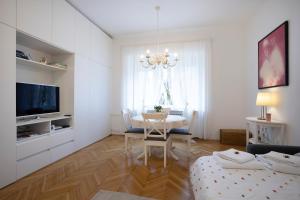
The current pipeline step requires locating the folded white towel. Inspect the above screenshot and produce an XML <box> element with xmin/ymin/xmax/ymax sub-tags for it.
<box><xmin>213</xmin><ymin>153</ymin><xmax>265</xmax><ymax>170</ymax></box>
<box><xmin>215</xmin><ymin>148</ymin><xmax>255</xmax><ymax>164</ymax></box>
<box><xmin>262</xmin><ymin>151</ymin><xmax>300</xmax><ymax>167</ymax></box>
<box><xmin>257</xmin><ymin>155</ymin><xmax>300</xmax><ymax>175</ymax></box>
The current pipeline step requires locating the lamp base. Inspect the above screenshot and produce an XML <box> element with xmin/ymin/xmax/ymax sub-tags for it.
<box><xmin>257</xmin><ymin>117</ymin><xmax>266</xmax><ymax>120</ymax></box>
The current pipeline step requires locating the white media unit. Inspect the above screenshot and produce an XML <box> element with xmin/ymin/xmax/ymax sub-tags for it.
<box><xmin>16</xmin><ymin>115</ymin><xmax>74</xmax><ymax>178</ymax></box>
<box><xmin>15</xmin><ymin>30</ymin><xmax>75</xmax><ymax>179</ymax></box>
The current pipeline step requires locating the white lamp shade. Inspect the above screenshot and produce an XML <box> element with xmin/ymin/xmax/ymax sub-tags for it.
<box><xmin>256</xmin><ymin>92</ymin><xmax>274</xmax><ymax>106</ymax></box>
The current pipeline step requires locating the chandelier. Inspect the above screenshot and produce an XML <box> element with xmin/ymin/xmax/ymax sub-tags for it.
<box><xmin>140</xmin><ymin>6</ymin><xmax>178</xmax><ymax>69</ymax></box>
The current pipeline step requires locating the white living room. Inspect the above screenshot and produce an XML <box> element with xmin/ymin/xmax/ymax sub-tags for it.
<box><xmin>0</xmin><ymin>0</ymin><xmax>299</xmax><ymax>200</ymax></box>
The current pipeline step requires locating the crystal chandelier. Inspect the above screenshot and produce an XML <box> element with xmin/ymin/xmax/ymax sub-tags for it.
<box><xmin>140</xmin><ymin>6</ymin><xmax>178</xmax><ymax>69</ymax></box>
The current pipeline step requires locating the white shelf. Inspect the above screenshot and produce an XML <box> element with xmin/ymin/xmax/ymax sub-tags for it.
<box><xmin>16</xmin><ymin>57</ymin><xmax>67</xmax><ymax>71</ymax></box>
<box><xmin>16</xmin><ymin>133</ymin><xmax>50</xmax><ymax>144</ymax></box>
<box><xmin>16</xmin><ymin>115</ymin><xmax>71</xmax><ymax>126</ymax></box>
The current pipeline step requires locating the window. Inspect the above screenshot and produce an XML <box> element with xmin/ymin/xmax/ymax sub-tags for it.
<box><xmin>122</xmin><ymin>40</ymin><xmax>211</xmax><ymax>114</ymax></box>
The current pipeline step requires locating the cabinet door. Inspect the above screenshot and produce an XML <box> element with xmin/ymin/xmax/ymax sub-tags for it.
<box><xmin>17</xmin><ymin>0</ymin><xmax>52</xmax><ymax>42</ymax></box>
<box><xmin>89</xmin><ymin>23</ymin><xmax>101</xmax><ymax>64</ymax></box>
<box><xmin>0</xmin><ymin>0</ymin><xmax>16</xmax><ymax>27</ymax></box>
<box><xmin>99</xmin><ymin>31</ymin><xmax>113</xmax><ymax>67</ymax></box>
<box><xmin>88</xmin><ymin>61</ymin><xmax>111</xmax><ymax>141</ymax></box>
<box><xmin>0</xmin><ymin>24</ymin><xmax>16</xmax><ymax>188</ymax></box>
<box><xmin>52</xmin><ymin>0</ymin><xmax>75</xmax><ymax>52</ymax></box>
<box><xmin>75</xmin><ymin>12</ymin><xmax>90</xmax><ymax>57</ymax></box>
<box><xmin>74</xmin><ymin>56</ymin><xmax>92</xmax><ymax>149</ymax></box>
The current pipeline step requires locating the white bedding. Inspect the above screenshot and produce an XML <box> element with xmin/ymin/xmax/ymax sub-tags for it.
<box><xmin>190</xmin><ymin>156</ymin><xmax>300</xmax><ymax>200</ymax></box>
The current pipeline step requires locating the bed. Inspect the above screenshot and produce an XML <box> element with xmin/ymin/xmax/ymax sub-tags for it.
<box><xmin>190</xmin><ymin>144</ymin><xmax>300</xmax><ymax>200</ymax></box>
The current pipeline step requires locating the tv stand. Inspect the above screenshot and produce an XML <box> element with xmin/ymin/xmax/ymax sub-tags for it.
<box><xmin>16</xmin><ymin>115</ymin><xmax>74</xmax><ymax>179</ymax></box>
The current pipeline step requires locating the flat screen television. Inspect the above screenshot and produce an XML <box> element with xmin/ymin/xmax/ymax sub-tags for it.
<box><xmin>16</xmin><ymin>82</ymin><xmax>60</xmax><ymax>117</ymax></box>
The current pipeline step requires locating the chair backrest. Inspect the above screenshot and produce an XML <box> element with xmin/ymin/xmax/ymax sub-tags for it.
<box><xmin>121</xmin><ymin>108</ymin><xmax>132</xmax><ymax>130</ymax></box>
<box><xmin>188</xmin><ymin>110</ymin><xmax>197</xmax><ymax>133</ymax></box>
<box><xmin>162</xmin><ymin>108</ymin><xmax>171</xmax><ymax>114</ymax></box>
<box><xmin>142</xmin><ymin>113</ymin><xmax>168</xmax><ymax>140</ymax></box>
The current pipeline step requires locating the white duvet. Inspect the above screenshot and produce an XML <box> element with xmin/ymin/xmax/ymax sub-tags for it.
<box><xmin>190</xmin><ymin>156</ymin><xmax>300</xmax><ymax>200</ymax></box>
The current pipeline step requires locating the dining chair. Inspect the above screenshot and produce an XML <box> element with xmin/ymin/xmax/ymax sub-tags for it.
<box><xmin>121</xmin><ymin>109</ymin><xmax>144</xmax><ymax>153</ymax></box>
<box><xmin>169</xmin><ymin>110</ymin><xmax>197</xmax><ymax>156</ymax></box>
<box><xmin>142</xmin><ymin>112</ymin><xmax>171</xmax><ymax>168</ymax></box>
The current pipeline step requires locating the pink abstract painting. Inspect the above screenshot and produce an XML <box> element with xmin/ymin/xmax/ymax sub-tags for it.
<box><xmin>258</xmin><ymin>21</ymin><xmax>288</xmax><ymax>89</ymax></box>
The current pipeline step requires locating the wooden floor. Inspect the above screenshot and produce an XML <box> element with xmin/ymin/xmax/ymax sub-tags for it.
<box><xmin>0</xmin><ymin>135</ymin><xmax>244</xmax><ymax>200</ymax></box>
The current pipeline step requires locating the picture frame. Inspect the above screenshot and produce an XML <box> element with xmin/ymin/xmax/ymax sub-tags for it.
<box><xmin>258</xmin><ymin>21</ymin><xmax>289</xmax><ymax>89</ymax></box>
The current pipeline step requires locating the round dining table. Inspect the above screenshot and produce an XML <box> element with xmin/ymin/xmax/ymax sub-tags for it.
<box><xmin>131</xmin><ymin>114</ymin><xmax>188</xmax><ymax>130</ymax></box>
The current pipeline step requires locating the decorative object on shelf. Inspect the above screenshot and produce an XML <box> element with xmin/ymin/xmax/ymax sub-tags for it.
<box><xmin>258</xmin><ymin>21</ymin><xmax>288</xmax><ymax>89</ymax></box>
<box><xmin>139</xmin><ymin>6</ymin><xmax>178</xmax><ymax>69</ymax></box>
<box><xmin>154</xmin><ymin>105</ymin><xmax>162</xmax><ymax>112</ymax></box>
<box><xmin>256</xmin><ymin>92</ymin><xmax>274</xmax><ymax>120</ymax></box>
<box><xmin>16</xmin><ymin>50</ymin><xmax>29</xmax><ymax>60</ymax></box>
<box><xmin>40</xmin><ymin>56</ymin><xmax>48</xmax><ymax>64</ymax></box>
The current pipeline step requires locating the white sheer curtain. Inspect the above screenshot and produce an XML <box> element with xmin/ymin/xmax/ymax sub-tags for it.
<box><xmin>121</xmin><ymin>40</ymin><xmax>211</xmax><ymax>138</ymax></box>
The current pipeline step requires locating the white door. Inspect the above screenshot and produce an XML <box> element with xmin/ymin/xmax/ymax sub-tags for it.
<box><xmin>17</xmin><ymin>0</ymin><xmax>52</xmax><ymax>42</ymax></box>
<box><xmin>0</xmin><ymin>23</ymin><xmax>16</xmax><ymax>188</ymax></box>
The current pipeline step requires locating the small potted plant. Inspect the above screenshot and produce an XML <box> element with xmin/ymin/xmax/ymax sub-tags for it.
<box><xmin>154</xmin><ymin>105</ymin><xmax>162</xmax><ymax>112</ymax></box>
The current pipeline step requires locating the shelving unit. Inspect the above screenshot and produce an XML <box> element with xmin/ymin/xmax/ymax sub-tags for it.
<box><xmin>15</xmin><ymin>31</ymin><xmax>75</xmax><ymax>179</ymax></box>
<box><xmin>16</xmin><ymin>115</ymin><xmax>72</xmax><ymax>142</ymax></box>
<box><xmin>16</xmin><ymin>57</ymin><xmax>67</xmax><ymax>71</ymax></box>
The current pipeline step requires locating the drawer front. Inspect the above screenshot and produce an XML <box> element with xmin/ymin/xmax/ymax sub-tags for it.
<box><xmin>51</xmin><ymin>129</ymin><xmax>74</xmax><ymax>148</ymax></box>
<box><xmin>17</xmin><ymin>135</ymin><xmax>51</xmax><ymax>160</ymax></box>
<box><xmin>51</xmin><ymin>141</ymin><xmax>74</xmax><ymax>162</ymax></box>
<box><xmin>17</xmin><ymin>150</ymin><xmax>51</xmax><ymax>179</ymax></box>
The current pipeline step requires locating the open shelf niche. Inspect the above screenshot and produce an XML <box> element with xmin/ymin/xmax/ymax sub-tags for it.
<box><xmin>16</xmin><ymin>31</ymin><xmax>75</xmax><ymax>143</ymax></box>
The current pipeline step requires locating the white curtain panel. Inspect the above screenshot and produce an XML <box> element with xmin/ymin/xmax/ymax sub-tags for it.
<box><xmin>121</xmin><ymin>40</ymin><xmax>211</xmax><ymax>139</ymax></box>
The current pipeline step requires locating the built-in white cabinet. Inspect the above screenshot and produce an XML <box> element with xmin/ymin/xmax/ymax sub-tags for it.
<box><xmin>0</xmin><ymin>0</ymin><xmax>16</xmax><ymax>27</ymax></box>
<box><xmin>17</xmin><ymin>149</ymin><xmax>51</xmax><ymax>179</ymax></box>
<box><xmin>0</xmin><ymin>0</ymin><xmax>112</xmax><ymax>189</ymax></box>
<box><xmin>74</xmin><ymin>56</ymin><xmax>91</xmax><ymax>149</ymax></box>
<box><xmin>74</xmin><ymin>57</ymin><xmax>111</xmax><ymax>150</ymax></box>
<box><xmin>0</xmin><ymin>23</ymin><xmax>16</xmax><ymax>188</ymax></box>
<box><xmin>75</xmin><ymin>12</ymin><xmax>90</xmax><ymax>57</ymax></box>
<box><xmin>89</xmin><ymin>23</ymin><xmax>112</xmax><ymax>67</ymax></box>
<box><xmin>52</xmin><ymin>0</ymin><xmax>76</xmax><ymax>52</ymax></box>
<box><xmin>17</xmin><ymin>0</ymin><xmax>52</xmax><ymax>42</ymax></box>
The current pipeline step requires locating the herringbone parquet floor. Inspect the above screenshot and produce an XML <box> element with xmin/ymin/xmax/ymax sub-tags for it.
<box><xmin>0</xmin><ymin>135</ymin><xmax>244</xmax><ymax>200</ymax></box>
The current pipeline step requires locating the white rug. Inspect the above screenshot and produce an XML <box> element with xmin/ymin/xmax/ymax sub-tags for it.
<box><xmin>91</xmin><ymin>190</ymin><xmax>155</xmax><ymax>200</ymax></box>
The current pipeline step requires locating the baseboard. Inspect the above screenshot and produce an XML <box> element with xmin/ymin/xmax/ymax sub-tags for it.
<box><xmin>111</xmin><ymin>131</ymin><xmax>124</xmax><ymax>135</ymax></box>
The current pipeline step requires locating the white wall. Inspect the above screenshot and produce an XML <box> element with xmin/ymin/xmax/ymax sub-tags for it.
<box><xmin>111</xmin><ymin>25</ymin><xmax>247</xmax><ymax>139</ymax></box>
<box><xmin>245</xmin><ymin>0</ymin><xmax>300</xmax><ymax>145</ymax></box>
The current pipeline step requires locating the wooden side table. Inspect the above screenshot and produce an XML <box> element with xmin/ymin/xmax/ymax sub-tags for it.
<box><xmin>245</xmin><ymin>117</ymin><xmax>285</xmax><ymax>145</ymax></box>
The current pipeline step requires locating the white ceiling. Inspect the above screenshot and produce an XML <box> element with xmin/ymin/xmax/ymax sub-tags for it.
<box><xmin>68</xmin><ymin>0</ymin><xmax>265</xmax><ymax>37</ymax></box>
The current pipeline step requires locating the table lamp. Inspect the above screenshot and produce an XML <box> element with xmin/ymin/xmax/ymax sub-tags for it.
<box><xmin>256</xmin><ymin>92</ymin><xmax>274</xmax><ymax>120</ymax></box>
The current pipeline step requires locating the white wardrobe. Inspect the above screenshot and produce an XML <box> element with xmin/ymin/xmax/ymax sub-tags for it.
<box><xmin>0</xmin><ymin>0</ymin><xmax>112</xmax><ymax>188</ymax></box>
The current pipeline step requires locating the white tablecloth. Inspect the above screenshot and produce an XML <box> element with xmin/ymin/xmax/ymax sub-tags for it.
<box><xmin>131</xmin><ymin>115</ymin><xmax>188</xmax><ymax>129</ymax></box>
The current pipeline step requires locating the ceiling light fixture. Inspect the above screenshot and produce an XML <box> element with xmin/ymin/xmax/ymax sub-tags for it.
<box><xmin>140</xmin><ymin>6</ymin><xmax>178</xmax><ymax>69</ymax></box>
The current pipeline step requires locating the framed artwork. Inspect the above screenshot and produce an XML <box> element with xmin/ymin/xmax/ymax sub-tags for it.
<box><xmin>258</xmin><ymin>21</ymin><xmax>289</xmax><ymax>89</ymax></box>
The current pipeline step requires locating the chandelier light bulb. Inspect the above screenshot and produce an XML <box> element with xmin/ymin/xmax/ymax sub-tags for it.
<box><xmin>140</xmin><ymin>54</ymin><xmax>145</xmax><ymax>59</ymax></box>
<box><xmin>139</xmin><ymin>6</ymin><xmax>178</xmax><ymax>69</ymax></box>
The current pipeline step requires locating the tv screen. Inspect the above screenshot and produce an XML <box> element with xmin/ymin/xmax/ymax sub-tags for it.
<box><xmin>16</xmin><ymin>83</ymin><xmax>60</xmax><ymax>117</ymax></box>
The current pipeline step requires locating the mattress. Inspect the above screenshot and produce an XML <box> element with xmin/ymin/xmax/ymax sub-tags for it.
<box><xmin>190</xmin><ymin>156</ymin><xmax>300</xmax><ymax>200</ymax></box>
